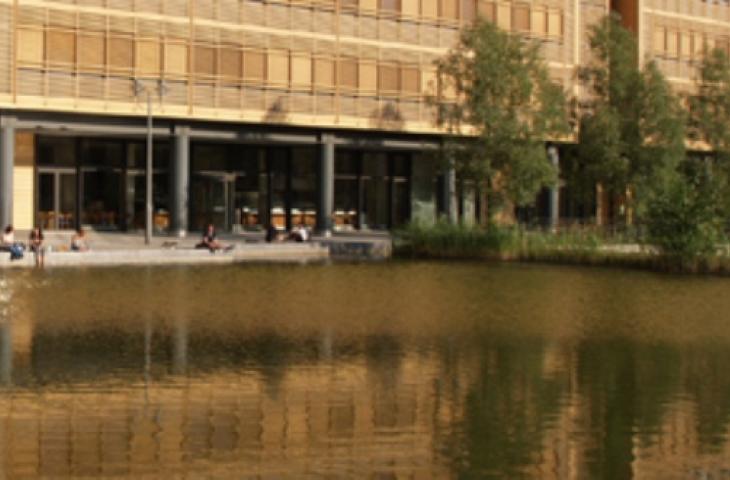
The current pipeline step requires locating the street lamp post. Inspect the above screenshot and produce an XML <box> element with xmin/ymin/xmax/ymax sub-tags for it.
<box><xmin>134</xmin><ymin>80</ymin><xmax>165</xmax><ymax>245</ymax></box>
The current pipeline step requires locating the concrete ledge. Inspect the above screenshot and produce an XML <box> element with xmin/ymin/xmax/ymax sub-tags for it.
<box><xmin>323</xmin><ymin>238</ymin><xmax>393</xmax><ymax>261</ymax></box>
<box><xmin>0</xmin><ymin>243</ymin><xmax>329</xmax><ymax>268</ymax></box>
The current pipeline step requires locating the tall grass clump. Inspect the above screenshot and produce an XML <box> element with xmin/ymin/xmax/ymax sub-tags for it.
<box><xmin>394</xmin><ymin>221</ymin><xmax>519</xmax><ymax>259</ymax></box>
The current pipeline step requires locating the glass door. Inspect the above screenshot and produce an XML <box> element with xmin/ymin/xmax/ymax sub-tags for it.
<box><xmin>37</xmin><ymin>170</ymin><xmax>77</xmax><ymax>230</ymax></box>
<box><xmin>191</xmin><ymin>175</ymin><xmax>231</xmax><ymax>232</ymax></box>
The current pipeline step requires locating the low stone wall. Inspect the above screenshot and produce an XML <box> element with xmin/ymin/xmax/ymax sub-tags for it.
<box><xmin>0</xmin><ymin>243</ymin><xmax>329</xmax><ymax>269</ymax></box>
<box><xmin>323</xmin><ymin>238</ymin><xmax>393</xmax><ymax>261</ymax></box>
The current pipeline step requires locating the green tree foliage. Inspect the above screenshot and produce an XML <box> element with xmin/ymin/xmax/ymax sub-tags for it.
<box><xmin>576</xmin><ymin>15</ymin><xmax>685</xmax><ymax>217</ymax></box>
<box><xmin>646</xmin><ymin>166</ymin><xmax>725</xmax><ymax>259</ymax></box>
<box><xmin>690</xmin><ymin>48</ymin><xmax>730</xmax><ymax>214</ymax></box>
<box><xmin>692</xmin><ymin>48</ymin><xmax>730</xmax><ymax>157</ymax></box>
<box><xmin>433</xmin><ymin>19</ymin><xmax>569</xmax><ymax>207</ymax></box>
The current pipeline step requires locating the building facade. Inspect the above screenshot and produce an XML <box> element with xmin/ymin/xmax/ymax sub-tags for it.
<box><xmin>613</xmin><ymin>0</ymin><xmax>730</xmax><ymax>93</ymax></box>
<box><xmin>0</xmin><ymin>0</ymin><xmax>609</xmax><ymax>235</ymax></box>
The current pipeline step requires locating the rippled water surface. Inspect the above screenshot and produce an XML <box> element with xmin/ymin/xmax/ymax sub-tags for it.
<box><xmin>1</xmin><ymin>262</ymin><xmax>730</xmax><ymax>478</ymax></box>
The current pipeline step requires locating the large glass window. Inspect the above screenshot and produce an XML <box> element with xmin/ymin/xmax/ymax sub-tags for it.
<box><xmin>291</xmin><ymin>147</ymin><xmax>318</xmax><ymax>228</ymax></box>
<box><xmin>335</xmin><ymin>151</ymin><xmax>360</xmax><ymax>229</ymax></box>
<box><xmin>334</xmin><ymin>150</ymin><xmax>412</xmax><ymax>231</ymax></box>
<box><xmin>233</xmin><ymin>147</ymin><xmax>263</xmax><ymax>230</ymax></box>
<box><xmin>363</xmin><ymin>153</ymin><xmax>390</xmax><ymax>230</ymax></box>
<box><xmin>37</xmin><ymin>138</ymin><xmax>77</xmax><ymax>230</ymax></box>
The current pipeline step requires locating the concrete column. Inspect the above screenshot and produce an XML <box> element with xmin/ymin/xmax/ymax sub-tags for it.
<box><xmin>317</xmin><ymin>133</ymin><xmax>335</xmax><ymax>235</ymax></box>
<box><xmin>443</xmin><ymin>163</ymin><xmax>457</xmax><ymax>224</ymax></box>
<box><xmin>547</xmin><ymin>145</ymin><xmax>560</xmax><ymax>231</ymax></box>
<box><xmin>172</xmin><ymin>126</ymin><xmax>190</xmax><ymax>237</ymax></box>
<box><xmin>0</xmin><ymin>117</ymin><xmax>15</xmax><ymax>230</ymax></box>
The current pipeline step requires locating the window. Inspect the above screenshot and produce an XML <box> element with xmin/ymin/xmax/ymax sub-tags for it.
<box><xmin>291</xmin><ymin>54</ymin><xmax>312</xmax><ymax>87</ymax></box>
<box><xmin>401</xmin><ymin>66</ymin><xmax>420</xmax><ymax>94</ymax></box>
<box><xmin>338</xmin><ymin>58</ymin><xmax>358</xmax><ymax>89</ymax></box>
<box><xmin>219</xmin><ymin>46</ymin><xmax>242</xmax><ymax>79</ymax></box>
<box><xmin>478</xmin><ymin>1</ymin><xmax>496</xmax><ymax>22</ymax></box>
<box><xmin>194</xmin><ymin>45</ymin><xmax>216</xmax><ymax>76</ymax></box>
<box><xmin>378</xmin><ymin>0</ymin><xmax>399</xmax><ymax>12</ymax></box>
<box><xmin>109</xmin><ymin>36</ymin><xmax>134</xmax><ymax>70</ymax></box>
<box><xmin>547</xmin><ymin>10</ymin><xmax>562</xmax><ymax>37</ymax></box>
<box><xmin>78</xmin><ymin>34</ymin><xmax>105</xmax><ymax>70</ymax></box>
<box><xmin>440</xmin><ymin>0</ymin><xmax>458</xmax><ymax>20</ymax></box>
<box><xmin>692</xmin><ymin>33</ymin><xmax>705</xmax><ymax>57</ymax></box>
<box><xmin>512</xmin><ymin>4</ymin><xmax>530</xmax><ymax>32</ymax></box>
<box><xmin>137</xmin><ymin>40</ymin><xmax>161</xmax><ymax>75</ymax></box>
<box><xmin>47</xmin><ymin>30</ymin><xmax>76</xmax><ymax>65</ymax></box>
<box><xmin>653</xmin><ymin>27</ymin><xmax>666</xmax><ymax>53</ymax></box>
<box><xmin>268</xmin><ymin>51</ymin><xmax>289</xmax><ymax>86</ymax></box>
<box><xmin>17</xmin><ymin>28</ymin><xmax>43</xmax><ymax>64</ymax></box>
<box><xmin>402</xmin><ymin>0</ymin><xmax>419</xmax><ymax>17</ymax></box>
<box><xmin>165</xmin><ymin>43</ymin><xmax>188</xmax><ymax>75</ymax></box>
<box><xmin>666</xmin><ymin>30</ymin><xmax>678</xmax><ymax>57</ymax></box>
<box><xmin>341</xmin><ymin>0</ymin><xmax>358</xmax><ymax>8</ymax></box>
<box><xmin>461</xmin><ymin>0</ymin><xmax>476</xmax><ymax>22</ymax></box>
<box><xmin>378</xmin><ymin>64</ymin><xmax>399</xmax><ymax>93</ymax></box>
<box><xmin>314</xmin><ymin>58</ymin><xmax>335</xmax><ymax>88</ymax></box>
<box><xmin>359</xmin><ymin>61</ymin><xmax>377</xmax><ymax>92</ymax></box>
<box><xmin>531</xmin><ymin>9</ymin><xmax>547</xmax><ymax>35</ymax></box>
<box><xmin>680</xmin><ymin>33</ymin><xmax>692</xmax><ymax>57</ymax></box>
<box><xmin>244</xmin><ymin>51</ymin><xmax>266</xmax><ymax>81</ymax></box>
<box><xmin>497</xmin><ymin>3</ymin><xmax>511</xmax><ymax>30</ymax></box>
<box><xmin>421</xmin><ymin>0</ymin><xmax>438</xmax><ymax>18</ymax></box>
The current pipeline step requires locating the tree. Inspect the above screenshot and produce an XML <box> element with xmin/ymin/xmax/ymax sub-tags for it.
<box><xmin>690</xmin><ymin>47</ymin><xmax>730</xmax><ymax>215</ymax></box>
<box><xmin>692</xmin><ymin>48</ymin><xmax>730</xmax><ymax>158</ymax></box>
<box><xmin>576</xmin><ymin>14</ymin><xmax>685</xmax><ymax>221</ymax></box>
<box><xmin>433</xmin><ymin>19</ymin><xmax>569</xmax><ymax>211</ymax></box>
<box><xmin>646</xmin><ymin>168</ymin><xmax>725</xmax><ymax>259</ymax></box>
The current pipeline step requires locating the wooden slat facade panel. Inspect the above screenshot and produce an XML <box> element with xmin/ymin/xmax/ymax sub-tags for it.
<box><xmin>0</xmin><ymin>0</ymin><xmax>586</xmax><ymax>132</ymax></box>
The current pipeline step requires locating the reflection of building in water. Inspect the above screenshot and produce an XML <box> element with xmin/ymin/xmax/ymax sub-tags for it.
<box><xmin>0</xmin><ymin>279</ymin><xmax>33</xmax><ymax>386</ymax></box>
<box><xmin>0</xmin><ymin>319</ymin><xmax>730</xmax><ymax>477</ymax></box>
<box><xmin>0</xmin><ymin>351</ymin><xmax>460</xmax><ymax>478</ymax></box>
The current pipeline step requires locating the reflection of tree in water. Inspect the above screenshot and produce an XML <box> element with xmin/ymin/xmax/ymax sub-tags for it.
<box><xmin>575</xmin><ymin>340</ymin><xmax>730</xmax><ymax>477</ymax></box>
<box><xmin>455</xmin><ymin>336</ymin><xmax>568</xmax><ymax>479</ymax></box>
<box><xmin>452</xmin><ymin>336</ymin><xmax>730</xmax><ymax>478</ymax></box>
<box><xmin>682</xmin><ymin>345</ymin><xmax>730</xmax><ymax>453</ymax></box>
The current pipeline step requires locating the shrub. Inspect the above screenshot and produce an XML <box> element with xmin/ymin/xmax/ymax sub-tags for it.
<box><xmin>645</xmin><ymin>175</ymin><xmax>726</xmax><ymax>259</ymax></box>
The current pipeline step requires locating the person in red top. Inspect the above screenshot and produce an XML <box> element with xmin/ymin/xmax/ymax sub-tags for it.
<box><xmin>28</xmin><ymin>227</ymin><xmax>45</xmax><ymax>268</ymax></box>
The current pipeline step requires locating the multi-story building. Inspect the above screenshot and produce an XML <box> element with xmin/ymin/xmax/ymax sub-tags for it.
<box><xmin>0</xmin><ymin>0</ymin><xmax>609</xmax><ymax>235</ymax></box>
<box><xmin>613</xmin><ymin>0</ymin><xmax>730</xmax><ymax>94</ymax></box>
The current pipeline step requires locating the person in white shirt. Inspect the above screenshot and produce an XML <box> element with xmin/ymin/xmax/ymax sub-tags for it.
<box><xmin>1</xmin><ymin>225</ymin><xmax>24</xmax><ymax>260</ymax></box>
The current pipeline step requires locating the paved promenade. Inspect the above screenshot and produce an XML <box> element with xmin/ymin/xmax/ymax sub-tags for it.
<box><xmin>0</xmin><ymin>230</ymin><xmax>393</xmax><ymax>268</ymax></box>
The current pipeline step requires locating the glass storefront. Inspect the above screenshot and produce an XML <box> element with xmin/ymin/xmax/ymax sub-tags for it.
<box><xmin>35</xmin><ymin>135</ymin><xmax>413</xmax><ymax>233</ymax></box>
<box><xmin>335</xmin><ymin>150</ymin><xmax>411</xmax><ymax>231</ymax></box>
<box><xmin>190</xmin><ymin>144</ymin><xmax>320</xmax><ymax>232</ymax></box>
<box><xmin>36</xmin><ymin>136</ymin><xmax>170</xmax><ymax>231</ymax></box>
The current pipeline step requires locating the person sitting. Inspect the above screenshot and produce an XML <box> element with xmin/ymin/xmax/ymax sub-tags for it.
<box><xmin>28</xmin><ymin>227</ymin><xmax>45</xmax><ymax>268</ymax></box>
<box><xmin>288</xmin><ymin>223</ymin><xmax>309</xmax><ymax>243</ymax></box>
<box><xmin>1</xmin><ymin>225</ymin><xmax>24</xmax><ymax>260</ymax></box>
<box><xmin>265</xmin><ymin>223</ymin><xmax>280</xmax><ymax>243</ymax></box>
<box><xmin>71</xmin><ymin>228</ymin><xmax>89</xmax><ymax>252</ymax></box>
<box><xmin>195</xmin><ymin>224</ymin><xmax>233</xmax><ymax>252</ymax></box>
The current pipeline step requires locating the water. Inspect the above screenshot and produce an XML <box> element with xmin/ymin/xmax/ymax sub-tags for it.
<box><xmin>1</xmin><ymin>262</ymin><xmax>730</xmax><ymax>479</ymax></box>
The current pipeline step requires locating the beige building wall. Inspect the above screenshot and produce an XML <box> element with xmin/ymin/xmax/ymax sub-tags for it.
<box><xmin>12</xmin><ymin>133</ymin><xmax>34</xmax><ymax>231</ymax></box>
<box><xmin>0</xmin><ymin>0</ymin><xmax>602</xmax><ymax>135</ymax></box>
<box><xmin>628</xmin><ymin>0</ymin><xmax>730</xmax><ymax>91</ymax></box>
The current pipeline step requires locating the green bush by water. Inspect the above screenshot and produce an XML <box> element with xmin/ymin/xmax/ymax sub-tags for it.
<box><xmin>394</xmin><ymin>221</ymin><xmax>602</xmax><ymax>260</ymax></box>
<box><xmin>394</xmin><ymin>220</ymin><xmax>730</xmax><ymax>274</ymax></box>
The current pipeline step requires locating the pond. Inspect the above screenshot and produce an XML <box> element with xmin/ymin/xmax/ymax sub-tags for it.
<box><xmin>0</xmin><ymin>262</ymin><xmax>729</xmax><ymax>478</ymax></box>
